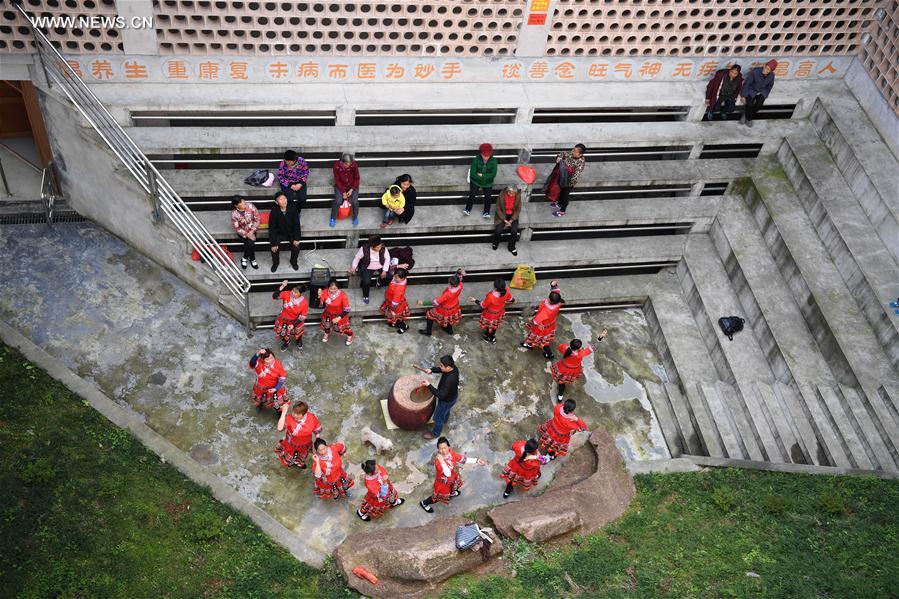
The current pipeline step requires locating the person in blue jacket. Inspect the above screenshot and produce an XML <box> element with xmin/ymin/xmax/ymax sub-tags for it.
<box><xmin>740</xmin><ymin>60</ymin><xmax>778</xmax><ymax>127</ymax></box>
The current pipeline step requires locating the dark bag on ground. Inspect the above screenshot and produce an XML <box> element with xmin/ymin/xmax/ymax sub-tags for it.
<box><xmin>718</xmin><ymin>316</ymin><xmax>745</xmax><ymax>341</ymax></box>
<box><xmin>308</xmin><ymin>266</ymin><xmax>331</xmax><ymax>309</ymax></box>
<box><xmin>244</xmin><ymin>169</ymin><xmax>273</xmax><ymax>187</ymax></box>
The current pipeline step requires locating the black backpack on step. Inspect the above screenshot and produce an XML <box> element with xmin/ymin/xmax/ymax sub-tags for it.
<box><xmin>718</xmin><ymin>316</ymin><xmax>745</xmax><ymax>341</ymax></box>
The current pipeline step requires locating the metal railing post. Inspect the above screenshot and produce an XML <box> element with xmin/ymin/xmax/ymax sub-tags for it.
<box><xmin>147</xmin><ymin>163</ymin><xmax>162</xmax><ymax>222</ymax></box>
<box><xmin>0</xmin><ymin>157</ymin><xmax>11</xmax><ymax>197</ymax></box>
<box><xmin>244</xmin><ymin>291</ymin><xmax>253</xmax><ymax>337</ymax></box>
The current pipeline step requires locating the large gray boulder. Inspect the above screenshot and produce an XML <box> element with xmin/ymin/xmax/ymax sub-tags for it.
<box><xmin>487</xmin><ymin>429</ymin><xmax>635</xmax><ymax>542</ymax></box>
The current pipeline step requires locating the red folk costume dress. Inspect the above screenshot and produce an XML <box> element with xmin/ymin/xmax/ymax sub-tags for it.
<box><xmin>359</xmin><ymin>464</ymin><xmax>400</xmax><ymax>519</ymax></box>
<box><xmin>430</xmin><ymin>449</ymin><xmax>470</xmax><ymax>504</ymax></box>
<box><xmin>550</xmin><ymin>342</ymin><xmax>595</xmax><ymax>385</ymax></box>
<box><xmin>426</xmin><ymin>279</ymin><xmax>464</xmax><ymax>328</ymax></box>
<box><xmin>524</xmin><ymin>297</ymin><xmax>563</xmax><ymax>348</ymax></box>
<box><xmin>319</xmin><ymin>288</ymin><xmax>353</xmax><ymax>337</ymax></box>
<box><xmin>379</xmin><ymin>278</ymin><xmax>410</xmax><ymax>325</ymax></box>
<box><xmin>250</xmin><ymin>356</ymin><xmax>289</xmax><ymax>410</ymax></box>
<box><xmin>313</xmin><ymin>442</ymin><xmax>355</xmax><ymax>500</ymax></box>
<box><xmin>501</xmin><ymin>440</ymin><xmax>544</xmax><ymax>491</ymax></box>
<box><xmin>274</xmin><ymin>411</ymin><xmax>321</xmax><ymax>468</ymax></box>
<box><xmin>537</xmin><ymin>403</ymin><xmax>587</xmax><ymax>457</ymax></box>
<box><xmin>274</xmin><ymin>291</ymin><xmax>308</xmax><ymax>342</ymax></box>
<box><xmin>479</xmin><ymin>288</ymin><xmax>514</xmax><ymax>331</ymax></box>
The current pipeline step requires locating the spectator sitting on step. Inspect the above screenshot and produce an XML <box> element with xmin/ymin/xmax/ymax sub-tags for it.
<box><xmin>704</xmin><ymin>64</ymin><xmax>743</xmax><ymax>121</ymax></box>
<box><xmin>740</xmin><ymin>60</ymin><xmax>777</xmax><ymax>128</ymax></box>
<box><xmin>350</xmin><ymin>234</ymin><xmax>392</xmax><ymax>305</ymax></box>
<box><xmin>380</xmin><ymin>185</ymin><xmax>405</xmax><ymax>228</ymax></box>
<box><xmin>394</xmin><ymin>174</ymin><xmax>416</xmax><ymax>224</ymax></box>
<box><xmin>268</xmin><ymin>191</ymin><xmax>301</xmax><ymax>273</ymax></box>
<box><xmin>278</xmin><ymin>149</ymin><xmax>310</xmax><ymax>212</ymax></box>
<box><xmin>492</xmin><ymin>186</ymin><xmax>521</xmax><ymax>256</ymax></box>
<box><xmin>465</xmin><ymin>143</ymin><xmax>498</xmax><ymax>217</ymax></box>
<box><xmin>331</xmin><ymin>152</ymin><xmax>360</xmax><ymax>228</ymax></box>
<box><xmin>547</xmin><ymin>144</ymin><xmax>586</xmax><ymax>218</ymax></box>
<box><xmin>230</xmin><ymin>194</ymin><xmax>259</xmax><ymax>270</ymax></box>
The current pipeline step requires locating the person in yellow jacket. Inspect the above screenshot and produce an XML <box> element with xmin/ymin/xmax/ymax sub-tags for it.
<box><xmin>380</xmin><ymin>185</ymin><xmax>405</xmax><ymax>228</ymax></box>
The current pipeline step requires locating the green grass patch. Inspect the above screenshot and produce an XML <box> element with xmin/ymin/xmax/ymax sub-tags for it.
<box><xmin>2</xmin><ymin>343</ymin><xmax>897</xmax><ymax>598</ymax></box>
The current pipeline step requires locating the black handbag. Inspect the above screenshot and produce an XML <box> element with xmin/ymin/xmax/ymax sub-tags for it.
<box><xmin>718</xmin><ymin>316</ymin><xmax>745</xmax><ymax>341</ymax></box>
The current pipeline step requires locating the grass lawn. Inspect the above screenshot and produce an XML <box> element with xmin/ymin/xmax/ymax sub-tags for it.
<box><xmin>2</xmin><ymin>342</ymin><xmax>897</xmax><ymax>598</ymax></box>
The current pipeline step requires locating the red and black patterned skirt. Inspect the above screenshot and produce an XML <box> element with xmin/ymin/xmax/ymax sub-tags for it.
<box><xmin>379</xmin><ymin>300</ymin><xmax>411</xmax><ymax>325</ymax></box>
<box><xmin>536</xmin><ymin>420</ymin><xmax>574</xmax><ymax>457</ymax></box>
<box><xmin>274</xmin><ymin>315</ymin><xmax>305</xmax><ymax>341</ymax></box>
<box><xmin>431</xmin><ymin>473</ymin><xmax>463</xmax><ymax>504</ymax></box>
<box><xmin>252</xmin><ymin>384</ymin><xmax>289</xmax><ymax>411</ymax></box>
<box><xmin>314</xmin><ymin>471</ymin><xmax>355</xmax><ymax>500</ymax></box>
<box><xmin>479</xmin><ymin>309</ymin><xmax>506</xmax><ymax>331</ymax></box>
<box><xmin>320</xmin><ymin>314</ymin><xmax>353</xmax><ymax>337</ymax></box>
<box><xmin>426</xmin><ymin>305</ymin><xmax>462</xmax><ymax>328</ymax></box>
<box><xmin>524</xmin><ymin>319</ymin><xmax>557</xmax><ymax>348</ymax></box>
<box><xmin>274</xmin><ymin>436</ymin><xmax>313</xmax><ymax>468</ymax></box>
<box><xmin>501</xmin><ymin>465</ymin><xmax>541</xmax><ymax>491</ymax></box>
<box><xmin>550</xmin><ymin>363</ymin><xmax>583</xmax><ymax>385</ymax></box>
<box><xmin>360</xmin><ymin>484</ymin><xmax>399</xmax><ymax>518</ymax></box>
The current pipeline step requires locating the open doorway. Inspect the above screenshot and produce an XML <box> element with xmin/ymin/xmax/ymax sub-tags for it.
<box><xmin>0</xmin><ymin>80</ymin><xmax>52</xmax><ymax>203</ymax></box>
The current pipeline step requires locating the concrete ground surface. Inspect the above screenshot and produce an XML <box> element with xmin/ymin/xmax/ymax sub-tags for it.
<box><xmin>0</xmin><ymin>222</ymin><xmax>669</xmax><ymax>556</ymax></box>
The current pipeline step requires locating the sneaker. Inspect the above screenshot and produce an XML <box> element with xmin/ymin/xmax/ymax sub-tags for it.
<box><xmin>503</xmin><ymin>491</ymin><xmax>511</xmax><ymax>498</ymax></box>
<box><xmin>322</xmin><ymin>333</ymin><xmax>330</xmax><ymax>343</ymax></box>
<box><xmin>352</xmin><ymin>217</ymin><xmax>359</xmax><ymax>227</ymax></box>
<box><xmin>397</xmin><ymin>323</ymin><xmax>408</xmax><ymax>334</ymax></box>
<box><xmin>392</xmin><ymin>497</ymin><xmax>406</xmax><ymax>507</ymax></box>
<box><xmin>482</xmin><ymin>332</ymin><xmax>492</xmax><ymax>343</ymax></box>
<box><xmin>329</xmin><ymin>218</ymin><xmax>336</xmax><ymax>228</ymax></box>
<box><xmin>346</xmin><ymin>335</ymin><xmax>354</xmax><ymax>346</ymax></box>
<box><xmin>550</xmin><ymin>202</ymin><xmax>559</xmax><ymax>210</ymax></box>
<box><xmin>746</xmin><ymin>119</ymin><xmax>754</xmax><ymax>128</ymax></box>
<box><xmin>290</xmin><ymin>260</ymin><xmax>299</xmax><ymax>271</ymax></box>
<box><xmin>552</xmin><ymin>210</ymin><xmax>566</xmax><ymax>218</ymax></box>
<box><xmin>482</xmin><ymin>211</ymin><xmax>490</xmax><ymax>218</ymax></box>
<box><xmin>491</xmin><ymin>243</ymin><xmax>499</xmax><ymax>251</ymax></box>
<box><xmin>462</xmin><ymin>209</ymin><xmax>471</xmax><ymax>216</ymax></box>
<box><xmin>356</xmin><ymin>509</ymin><xmax>370</xmax><ymax>521</ymax></box>
<box><xmin>251</xmin><ymin>260</ymin><xmax>259</xmax><ymax>269</ymax></box>
<box><xmin>280</xmin><ymin>339</ymin><xmax>290</xmax><ymax>351</ymax></box>
<box><xmin>362</xmin><ymin>297</ymin><xmax>370</xmax><ymax>305</ymax></box>
<box><xmin>295</xmin><ymin>337</ymin><xmax>303</xmax><ymax>349</ymax></box>
<box><xmin>241</xmin><ymin>258</ymin><xmax>247</xmax><ymax>269</ymax></box>
<box><xmin>387</xmin><ymin>218</ymin><xmax>394</xmax><ymax>225</ymax></box>
<box><xmin>509</xmin><ymin>248</ymin><xmax>518</xmax><ymax>256</ymax></box>
<box><xmin>449</xmin><ymin>490</ymin><xmax>461</xmax><ymax>498</ymax></box>
<box><xmin>889</xmin><ymin>300</ymin><xmax>899</xmax><ymax>308</ymax></box>
<box><xmin>488</xmin><ymin>335</ymin><xmax>497</xmax><ymax>345</ymax></box>
<box><xmin>520</xmin><ymin>342</ymin><xmax>532</xmax><ymax>349</ymax></box>
<box><xmin>270</xmin><ymin>263</ymin><xmax>278</xmax><ymax>273</ymax></box>
<box><xmin>419</xmin><ymin>500</ymin><xmax>434</xmax><ymax>513</ymax></box>
<box><xmin>557</xmin><ymin>394</ymin><xmax>564</xmax><ymax>403</ymax></box>
<box><xmin>543</xmin><ymin>349</ymin><xmax>554</xmax><ymax>360</ymax></box>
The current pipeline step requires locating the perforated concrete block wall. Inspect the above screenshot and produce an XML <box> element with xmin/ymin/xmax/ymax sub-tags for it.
<box><xmin>546</xmin><ymin>0</ymin><xmax>882</xmax><ymax>58</ymax></box>
<box><xmin>861</xmin><ymin>2</ymin><xmax>897</xmax><ymax>114</ymax></box>
<box><xmin>152</xmin><ymin>0</ymin><xmax>526</xmax><ymax>56</ymax></box>
<box><xmin>1</xmin><ymin>0</ymin><xmax>123</xmax><ymax>54</ymax></box>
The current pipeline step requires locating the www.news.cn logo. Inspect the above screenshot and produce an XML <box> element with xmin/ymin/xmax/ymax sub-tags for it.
<box><xmin>28</xmin><ymin>15</ymin><xmax>154</xmax><ymax>30</ymax></box>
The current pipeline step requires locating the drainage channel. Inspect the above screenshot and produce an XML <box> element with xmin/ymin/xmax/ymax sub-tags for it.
<box><xmin>131</xmin><ymin>111</ymin><xmax>338</xmax><ymax>127</ymax></box>
<box><xmin>0</xmin><ymin>210</ymin><xmax>85</xmax><ymax>225</ymax></box>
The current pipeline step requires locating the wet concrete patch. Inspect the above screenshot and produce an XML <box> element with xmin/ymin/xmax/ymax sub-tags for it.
<box><xmin>0</xmin><ymin>223</ymin><xmax>670</xmax><ymax>556</ymax></box>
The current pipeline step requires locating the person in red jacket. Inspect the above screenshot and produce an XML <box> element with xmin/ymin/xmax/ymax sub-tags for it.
<box><xmin>274</xmin><ymin>400</ymin><xmax>321</xmax><ymax>469</ymax></box>
<box><xmin>418</xmin><ymin>268</ymin><xmax>466</xmax><ymax>336</ymax></box>
<box><xmin>380</xmin><ymin>267</ymin><xmax>410</xmax><ymax>334</ymax></box>
<box><xmin>704</xmin><ymin>64</ymin><xmax>743</xmax><ymax>121</ymax></box>
<box><xmin>272</xmin><ymin>280</ymin><xmax>309</xmax><ymax>350</ymax></box>
<box><xmin>472</xmin><ymin>278</ymin><xmax>515</xmax><ymax>344</ymax></box>
<box><xmin>319</xmin><ymin>278</ymin><xmax>354</xmax><ymax>345</ymax></box>
<box><xmin>501</xmin><ymin>438</ymin><xmax>548</xmax><ymax>498</ymax></box>
<box><xmin>521</xmin><ymin>281</ymin><xmax>564</xmax><ymax>359</ymax></box>
<box><xmin>357</xmin><ymin>459</ymin><xmax>405</xmax><ymax>521</ymax></box>
<box><xmin>419</xmin><ymin>436</ymin><xmax>487</xmax><ymax>513</ymax></box>
<box><xmin>248</xmin><ymin>348</ymin><xmax>289</xmax><ymax>413</ymax></box>
<box><xmin>537</xmin><ymin>399</ymin><xmax>588</xmax><ymax>460</ymax></box>
<box><xmin>312</xmin><ymin>438</ymin><xmax>354</xmax><ymax>500</ymax></box>
<box><xmin>552</xmin><ymin>330</ymin><xmax>608</xmax><ymax>401</ymax></box>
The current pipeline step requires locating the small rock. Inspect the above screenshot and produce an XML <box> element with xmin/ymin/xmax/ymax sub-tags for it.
<box><xmin>746</xmin><ymin>571</ymin><xmax>761</xmax><ymax>578</ymax></box>
<box><xmin>361</xmin><ymin>426</ymin><xmax>394</xmax><ymax>453</ymax></box>
<box><xmin>148</xmin><ymin>371</ymin><xmax>167</xmax><ymax>385</ymax></box>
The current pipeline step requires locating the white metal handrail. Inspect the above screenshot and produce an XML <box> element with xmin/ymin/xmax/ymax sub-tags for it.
<box><xmin>17</xmin><ymin>4</ymin><xmax>251</xmax><ymax>324</ymax></box>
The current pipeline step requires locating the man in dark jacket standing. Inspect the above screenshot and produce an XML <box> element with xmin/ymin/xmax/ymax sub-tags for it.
<box><xmin>740</xmin><ymin>60</ymin><xmax>778</xmax><ymax>127</ymax></box>
<box><xmin>268</xmin><ymin>191</ymin><xmax>301</xmax><ymax>272</ymax></box>
<box><xmin>705</xmin><ymin>64</ymin><xmax>743</xmax><ymax>121</ymax></box>
<box><xmin>415</xmin><ymin>356</ymin><xmax>459</xmax><ymax>440</ymax></box>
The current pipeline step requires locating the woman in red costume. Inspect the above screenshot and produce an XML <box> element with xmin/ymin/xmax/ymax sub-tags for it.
<box><xmin>536</xmin><ymin>399</ymin><xmax>588</xmax><ymax>460</ymax></box>
<box><xmin>248</xmin><ymin>348</ymin><xmax>288</xmax><ymax>413</ymax></box>
<box><xmin>419</xmin><ymin>436</ymin><xmax>487</xmax><ymax>513</ymax></box>
<box><xmin>418</xmin><ymin>268</ymin><xmax>466</xmax><ymax>337</ymax></box>
<box><xmin>551</xmin><ymin>330</ymin><xmax>608</xmax><ymax>401</ymax></box>
<box><xmin>500</xmin><ymin>438</ymin><xmax>548</xmax><ymax>498</ymax></box>
<box><xmin>379</xmin><ymin>267</ymin><xmax>410</xmax><ymax>334</ymax></box>
<box><xmin>472</xmin><ymin>278</ymin><xmax>515</xmax><ymax>344</ymax></box>
<box><xmin>357</xmin><ymin>459</ymin><xmax>405</xmax><ymax>521</ymax></box>
<box><xmin>319</xmin><ymin>277</ymin><xmax>354</xmax><ymax>345</ymax></box>
<box><xmin>274</xmin><ymin>400</ymin><xmax>321</xmax><ymax>469</ymax></box>
<box><xmin>312</xmin><ymin>438</ymin><xmax>355</xmax><ymax>500</ymax></box>
<box><xmin>272</xmin><ymin>280</ymin><xmax>308</xmax><ymax>350</ymax></box>
<box><xmin>521</xmin><ymin>280</ymin><xmax>564</xmax><ymax>359</ymax></box>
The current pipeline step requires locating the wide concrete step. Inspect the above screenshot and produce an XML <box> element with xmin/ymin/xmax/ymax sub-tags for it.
<box><xmin>236</xmin><ymin>234</ymin><xmax>685</xmax><ymax>283</ymax></box>
<box><xmin>695</xmin><ymin>381</ymin><xmax>763</xmax><ymax>461</ymax></box>
<box><xmin>163</xmin><ymin>158</ymin><xmax>752</xmax><ymax>198</ymax></box>
<box><xmin>809</xmin><ymin>98</ymin><xmax>899</xmax><ymax>263</ymax></box>
<box><xmin>249</xmin><ymin>272</ymin><xmax>655</xmax><ymax>323</ymax></box>
<box><xmin>838</xmin><ymin>385</ymin><xmax>899</xmax><ymax>472</ymax></box>
<box><xmin>199</xmin><ymin>195</ymin><xmax>722</xmax><ymax>240</ymax></box>
<box><xmin>711</xmin><ymin>197</ymin><xmax>837</xmax><ymax>386</ymax></box>
<box><xmin>747</xmin><ymin>157</ymin><xmax>899</xmax><ymax>399</ymax></box>
<box><xmin>778</xmin><ymin>136</ymin><xmax>899</xmax><ymax>372</ymax></box>
<box><xmin>128</xmin><ymin>119</ymin><xmax>802</xmax><ymax>155</ymax></box>
<box><xmin>645</xmin><ymin>380</ymin><xmax>687</xmax><ymax>458</ymax></box>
